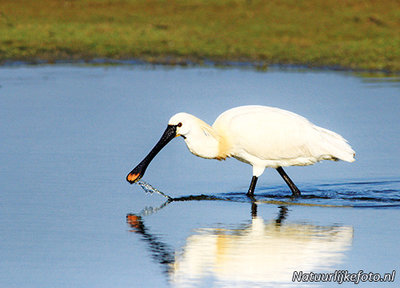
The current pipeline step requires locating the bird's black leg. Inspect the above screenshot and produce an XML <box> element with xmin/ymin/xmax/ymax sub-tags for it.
<box><xmin>251</xmin><ymin>202</ymin><xmax>258</xmax><ymax>218</ymax></box>
<box><xmin>247</xmin><ymin>176</ymin><xmax>258</xmax><ymax>197</ymax></box>
<box><xmin>276</xmin><ymin>167</ymin><xmax>301</xmax><ymax>197</ymax></box>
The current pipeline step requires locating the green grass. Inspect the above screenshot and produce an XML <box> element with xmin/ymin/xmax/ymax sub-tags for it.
<box><xmin>1</xmin><ymin>0</ymin><xmax>399</xmax><ymax>72</ymax></box>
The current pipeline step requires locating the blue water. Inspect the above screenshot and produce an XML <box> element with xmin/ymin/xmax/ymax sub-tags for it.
<box><xmin>0</xmin><ymin>65</ymin><xmax>399</xmax><ymax>287</ymax></box>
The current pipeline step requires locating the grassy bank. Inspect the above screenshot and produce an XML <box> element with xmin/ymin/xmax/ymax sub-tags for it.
<box><xmin>1</xmin><ymin>0</ymin><xmax>399</xmax><ymax>72</ymax></box>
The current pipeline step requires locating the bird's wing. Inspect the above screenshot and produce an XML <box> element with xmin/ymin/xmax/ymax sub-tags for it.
<box><xmin>214</xmin><ymin>106</ymin><xmax>316</xmax><ymax>161</ymax></box>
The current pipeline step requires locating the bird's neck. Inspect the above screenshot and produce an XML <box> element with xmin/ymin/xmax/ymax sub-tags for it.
<box><xmin>183</xmin><ymin>122</ymin><xmax>229</xmax><ymax>160</ymax></box>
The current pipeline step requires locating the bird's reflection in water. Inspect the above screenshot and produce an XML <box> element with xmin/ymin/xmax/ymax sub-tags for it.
<box><xmin>127</xmin><ymin>200</ymin><xmax>353</xmax><ymax>287</ymax></box>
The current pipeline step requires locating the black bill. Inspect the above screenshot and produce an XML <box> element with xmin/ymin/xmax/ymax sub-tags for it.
<box><xmin>126</xmin><ymin>124</ymin><xmax>177</xmax><ymax>184</ymax></box>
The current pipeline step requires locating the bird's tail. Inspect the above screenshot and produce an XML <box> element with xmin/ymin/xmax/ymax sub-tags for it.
<box><xmin>314</xmin><ymin>127</ymin><xmax>355</xmax><ymax>163</ymax></box>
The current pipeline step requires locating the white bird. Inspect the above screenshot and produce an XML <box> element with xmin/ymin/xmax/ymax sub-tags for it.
<box><xmin>127</xmin><ymin>105</ymin><xmax>355</xmax><ymax>196</ymax></box>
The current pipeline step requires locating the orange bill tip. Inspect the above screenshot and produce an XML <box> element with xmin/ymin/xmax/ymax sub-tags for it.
<box><xmin>126</xmin><ymin>214</ymin><xmax>142</xmax><ymax>229</ymax></box>
<box><xmin>127</xmin><ymin>173</ymin><xmax>140</xmax><ymax>183</ymax></box>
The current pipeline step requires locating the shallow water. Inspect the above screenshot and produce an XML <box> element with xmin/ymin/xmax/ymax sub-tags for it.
<box><xmin>0</xmin><ymin>65</ymin><xmax>399</xmax><ymax>287</ymax></box>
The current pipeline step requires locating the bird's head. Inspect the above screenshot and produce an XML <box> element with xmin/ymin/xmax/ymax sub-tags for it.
<box><xmin>169</xmin><ymin>112</ymin><xmax>221</xmax><ymax>159</ymax></box>
<box><xmin>168</xmin><ymin>112</ymin><xmax>201</xmax><ymax>139</ymax></box>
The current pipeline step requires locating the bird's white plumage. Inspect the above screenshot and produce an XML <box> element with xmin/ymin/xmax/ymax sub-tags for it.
<box><xmin>169</xmin><ymin>105</ymin><xmax>355</xmax><ymax>178</ymax></box>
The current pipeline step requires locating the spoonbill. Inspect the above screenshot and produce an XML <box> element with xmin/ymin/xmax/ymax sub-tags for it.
<box><xmin>126</xmin><ymin>105</ymin><xmax>355</xmax><ymax>197</ymax></box>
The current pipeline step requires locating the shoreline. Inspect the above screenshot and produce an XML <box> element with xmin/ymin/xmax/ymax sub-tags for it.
<box><xmin>2</xmin><ymin>57</ymin><xmax>399</xmax><ymax>77</ymax></box>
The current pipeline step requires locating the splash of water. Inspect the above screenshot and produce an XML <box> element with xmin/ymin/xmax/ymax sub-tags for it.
<box><xmin>137</xmin><ymin>201</ymin><xmax>171</xmax><ymax>217</ymax></box>
<box><xmin>136</xmin><ymin>180</ymin><xmax>172</xmax><ymax>200</ymax></box>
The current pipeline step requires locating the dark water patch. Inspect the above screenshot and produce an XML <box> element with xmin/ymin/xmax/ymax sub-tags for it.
<box><xmin>319</xmin><ymin>179</ymin><xmax>400</xmax><ymax>186</ymax></box>
<box><xmin>253</xmin><ymin>179</ymin><xmax>400</xmax><ymax>208</ymax></box>
<box><xmin>136</xmin><ymin>179</ymin><xmax>400</xmax><ymax>210</ymax></box>
<box><xmin>171</xmin><ymin>194</ymin><xmax>222</xmax><ymax>201</ymax></box>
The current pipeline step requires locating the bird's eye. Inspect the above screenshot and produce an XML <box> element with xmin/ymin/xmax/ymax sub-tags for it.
<box><xmin>177</xmin><ymin>122</ymin><xmax>182</xmax><ymax>127</ymax></box>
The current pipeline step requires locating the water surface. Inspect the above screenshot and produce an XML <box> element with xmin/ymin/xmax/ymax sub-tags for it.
<box><xmin>0</xmin><ymin>65</ymin><xmax>399</xmax><ymax>287</ymax></box>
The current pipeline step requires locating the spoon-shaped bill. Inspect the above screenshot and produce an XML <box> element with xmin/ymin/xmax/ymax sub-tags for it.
<box><xmin>126</xmin><ymin>125</ymin><xmax>177</xmax><ymax>183</ymax></box>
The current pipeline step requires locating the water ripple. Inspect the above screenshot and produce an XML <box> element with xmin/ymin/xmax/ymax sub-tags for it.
<box><xmin>136</xmin><ymin>179</ymin><xmax>400</xmax><ymax>209</ymax></box>
<box><xmin>245</xmin><ymin>179</ymin><xmax>400</xmax><ymax>208</ymax></box>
